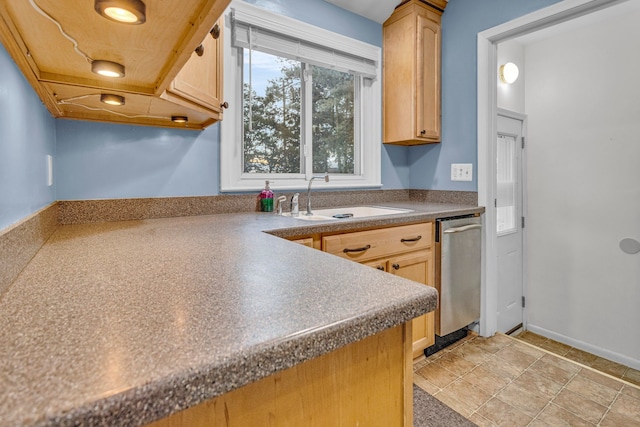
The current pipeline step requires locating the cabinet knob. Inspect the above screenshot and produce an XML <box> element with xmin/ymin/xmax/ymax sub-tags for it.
<box><xmin>210</xmin><ymin>24</ymin><xmax>221</xmax><ymax>40</ymax></box>
<box><xmin>392</xmin><ymin>263</ymin><xmax>400</xmax><ymax>270</ymax></box>
<box><xmin>195</xmin><ymin>44</ymin><xmax>204</xmax><ymax>57</ymax></box>
<box><xmin>221</xmin><ymin>101</ymin><xmax>229</xmax><ymax>109</ymax></box>
<box><xmin>376</xmin><ymin>266</ymin><xmax>385</xmax><ymax>271</ymax></box>
<box><xmin>420</xmin><ymin>129</ymin><xmax>426</xmax><ymax>135</ymax></box>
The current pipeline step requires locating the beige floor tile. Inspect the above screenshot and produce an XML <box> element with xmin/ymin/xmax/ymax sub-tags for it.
<box><xmin>565</xmin><ymin>371</ymin><xmax>619</xmax><ymax>407</ymax></box>
<box><xmin>539</xmin><ymin>339</ymin><xmax>573</xmax><ymax>356</ymax></box>
<box><xmin>623</xmin><ymin>368</ymin><xmax>640</xmax><ymax>387</ymax></box>
<box><xmin>413</xmin><ymin>374</ymin><xmax>440</xmax><ymax>395</ymax></box>
<box><xmin>528</xmin><ymin>358</ymin><xmax>576</xmax><ymax>385</ymax></box>
<box><xmin>527</xmin><ymin>421</ymin><xmax>549</xmax><ymax>427</ymax></box>
<box><xmin>472</xmin><ymin>334</ymin><xmax>513</xmax><ymax>354</ymax></box>
<box><xmin>534</xmin><ymin>403</ymin><xmax>595</xmax><ymax>427</ymax></box>
<box><xmin>477</xmin><ymin>397</ymin><xmax>533</xmax><ymax>426</ymax></box>
<box><xmin>416</xmin><ymin>362</ymin><xmax>459</xmax><ymax>388</ymax></box>
<box><xmin>579</xmin><ymin>367</ymin><xmax>624</xmax><ymax>391</ymax></box>
<box><xmin>622</xmin><ymin>384</ymin><xmax>640</xmax><ymax>400</ymax></box>
<box><xmin>440</xmin><ymin>378</ymin><xmax>492</xmax><ymax>410</ymax></box>
<box><xmin>552</xmin><ymin>389</ymin><xmax>607</xmax><ymax>424</ymax></box>
<box><xmin>496</xmin><ymin>382</ymin><xmax>550</xmax><ymax>418</ymax></box>
<box><xmin>481</xmin><ymin>355</ymin><xmax>526</xmax><ymax>381</ymax></box>
<box><xmin>590</xmin><ymin>357</ymin><xmax>628</xmax><ymax>378</ymax></box>
<box><xmin>433</xmin><ymin>351</ymin><xmax>477</xmax><ymax>376</ymax></box>
<box><xmin>610</xmin><ymin>393</ymin><xmax>640</xmax><ymax>420</ymax></box>
<box><xmin>509</xmin><ymin>340</ymin><xmax>547</xmax><ymax>359</ymax></box>
<box><xmin>468</xmin><ymin>412</ymin><xmax>497</xmax><ymax>427</ymax></box>
<box><xmin>512</xmin><ymin>370</ymin><xmax>564</xmax><ymax>400</ymax></box>
<box><xmin>432</xmin><ymin>390</ymin><xmax>475</xmax><ymax>418</ymax></box>
<box><xmin>462</xmin><ymin>365</ymin><xmax>511</xmax><ymax>395</ymax></box>
<box><xmin>599</xmin><ymin>410</ymin><xmax>640</xmax><ymax>427</ymax></box>
<box><xmin>494</xmin><ymin>345</ymin><xmax>539</xmax><ymax>371</ymax></box>
<box><xmin>450</xmin><ymin>342</ymin><xmax>492</xmax><ymax>365</ymax></box>
<box><xmin>564</xmin><ymin>347</ymin><xmax>598</xmax><ymax>366</ymax></box>
<box><xmin>515</xmin><ymin>331</ymin><xmax>548</xmax><ymax>347</ymax></box>
<box><xmin>539</xmin><ymin>353</ymin><xmax>582</xmax><ymax>375</ymax></box>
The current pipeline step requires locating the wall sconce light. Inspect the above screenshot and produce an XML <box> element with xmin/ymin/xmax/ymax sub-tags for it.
<box><xmin>95</xmin><ymin>0</ymin><xmax>146</xmax><ymax>24</ymax></box>
<box><xmin>499</xmin><ymin>62</ymin><xmax>519</xmax><ymax>84</ymax></box>
<box><xmin>100</xmin><ymin>94</ymin><xmax>125</xmax><ymax>106</ymax></box>
<box><xmin>171</xmin><ymin>116</ymin><xmax>189</xmax><ymax>123</ymax></box>
<box><xmin>91</xmin><ymin>60</ymin><xmax>125</xmax><ymax>78</ymax></box>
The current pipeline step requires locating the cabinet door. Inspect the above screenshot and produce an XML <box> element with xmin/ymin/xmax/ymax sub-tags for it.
<box><xmin>416</xmin><ymin>13</ymin><xmax>441</xmax><ymax>142</ymax></box>
<box><xmin>167</xmin><ymin>19</ymin><xmax>224</xmax><ymax>114</ymax></box>
<box><xmin>388</xmin><ymin>250</ymin><xmax>435</xmax><ymax>358</ymax></box>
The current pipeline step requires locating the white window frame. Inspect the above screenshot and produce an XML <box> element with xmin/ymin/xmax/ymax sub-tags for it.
<box><xmin>220</xmin><ymin>1</ymin><xmax>382</xmax><ymax>192</ymax></box>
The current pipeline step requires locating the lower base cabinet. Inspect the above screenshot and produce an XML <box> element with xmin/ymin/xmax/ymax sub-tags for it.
<box><xmin>363</xmin><ymin>247</ymin><xmax>435</xmax><ymax>358</ymax></box>
<box><xmin>321</xmin><ymin>222</ymin><xmax>436</xmax><ymax>358</ymax></box>
<box><xmin>147</xmin><ymin>323</ymin><xmax>413</xmax><ymax>427</ymax></box>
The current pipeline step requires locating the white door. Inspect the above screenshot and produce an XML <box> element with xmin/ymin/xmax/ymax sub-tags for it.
<box><xmin>496</xmin><ymin>114</ymin><xmax>524</xmax><ymax>333</ymax></box>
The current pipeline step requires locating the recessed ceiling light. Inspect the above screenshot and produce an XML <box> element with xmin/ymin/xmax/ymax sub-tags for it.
<box><xmin>91</xmin><ymin>60</ymin><xmax>125</xmax><ymax>78</ymax></box>
<box><xmin>171</xmin><ymin>116</ymin><xmax>189</xmax><ymax>123</ymax></box>
<box><xmin>100</xmin><ymin>94</ymin><xmax>125</xmax><ymax>106</ymax></box>
<box><xmin>94</xmin><ymin>0</ymin><xmax>146</xmax><ymax>24</ymax></box>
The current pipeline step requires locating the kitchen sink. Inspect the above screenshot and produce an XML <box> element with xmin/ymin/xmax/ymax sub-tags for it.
<box><xmin>282</xmin><ymin>206</ymin><xmax>413</xmax><ymax>220</ymax></box>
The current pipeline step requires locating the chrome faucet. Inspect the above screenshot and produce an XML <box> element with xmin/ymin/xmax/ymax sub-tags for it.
<box><xmin>305</xmin><ymin>172</ymin><xmax>329</xmax><ymax>216</ymax></box>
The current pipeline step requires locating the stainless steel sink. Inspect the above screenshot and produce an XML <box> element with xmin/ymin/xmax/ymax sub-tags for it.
<box><xmin>282</xmin><ymin>205</ymin><xmax>413</xmax><ymax>221</ymax></box>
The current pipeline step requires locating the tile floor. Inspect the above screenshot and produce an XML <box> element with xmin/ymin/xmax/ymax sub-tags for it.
<box><xmin>413</xmin><ymin>333</ymin><xmax>640</xmax><ymax>426</ymax></box>
<box><xmin>513</xmin><ymin>331</ymin><xmax>640</xmax><ymax>388</ymax></box>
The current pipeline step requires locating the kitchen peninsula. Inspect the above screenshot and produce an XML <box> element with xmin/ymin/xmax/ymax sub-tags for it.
<box><xmin>0</xmin><ymin>201</ymin><xmax>482</xmax><ymax>426</ymax></box>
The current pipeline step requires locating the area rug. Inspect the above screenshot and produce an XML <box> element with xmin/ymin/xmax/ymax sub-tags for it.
<box><xmin>413</xmin><ymin>385</ymin><xmax>477</xmax><ymax>427</ymax></box>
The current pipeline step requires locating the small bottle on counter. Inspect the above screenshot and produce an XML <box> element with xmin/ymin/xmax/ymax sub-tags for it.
<box><xmin>260</xmin><ymin>180</ymin><xmax>274</xmax><ymax>212</ymax></box>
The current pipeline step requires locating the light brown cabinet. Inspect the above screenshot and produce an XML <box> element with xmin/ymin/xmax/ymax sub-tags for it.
<box><xmin>383</xmin><ymin>0</ymin><xmax>447</xmax><ymax>145</ymax></box>
<box><xmin>161</xmin><ymin>19</ymin><xmax>226</xmax><ymax>125</ymax></box>
<box><xmin>322</xmin><ymin>222</ymin><xmax>436</xmax><ymax>358</ymax></box>
<box><xmin>0</xmin><ymin>0</ymin><xmax>230</xmax><ymax>129</ymax></box>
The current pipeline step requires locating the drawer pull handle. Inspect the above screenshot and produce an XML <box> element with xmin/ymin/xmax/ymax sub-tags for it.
<box><xmin>401</xmin><ymin>235</ymin><xmax>422</xmax><ymax>243</ymax></box>
<box><xmin>376</xmin><ymin>266</ymin><xmax>385</xmax><ymax>271</ymax></box>
<box><xmin>343</xmin><ymin>244</ymin><xmax>371</xmax><ymax>253</ymax></box>
<box><xmin>392</xmin><ymin>263</ymin><xmax>400</xmax><ymax>270</ymax></box>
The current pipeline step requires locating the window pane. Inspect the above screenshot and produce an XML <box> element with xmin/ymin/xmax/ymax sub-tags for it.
<box><xmin>496</xmin><ymin>134</ymin><xmax>516</xmax><ymax>234</ymax></box>
<box><xmin>243</xmin><ymin>51</ymin><xmax>301</xmax><ymax>173</ymax></box>
<box><xmin>311</xmin><ymin>66</ymin><xmax>355</xmax><ymax>174</ymax></box>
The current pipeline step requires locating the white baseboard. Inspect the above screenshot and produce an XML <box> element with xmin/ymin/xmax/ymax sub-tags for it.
<box><xmin>527</xmin><ymin>324</ymin><xmax>640</xmax><ymax>371</ymax></box>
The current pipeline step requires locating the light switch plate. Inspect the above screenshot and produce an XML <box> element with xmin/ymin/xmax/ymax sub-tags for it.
<box><xmin>451</xmin><ymin>163</ymin><xmax>473</xmax><ymax>181</ymax></box>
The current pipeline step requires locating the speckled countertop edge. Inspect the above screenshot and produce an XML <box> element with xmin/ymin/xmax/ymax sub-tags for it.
<box><xmin>1</xmin><ymin>202</ymin><xmax>483</xmax><ymax>427</ymax></box>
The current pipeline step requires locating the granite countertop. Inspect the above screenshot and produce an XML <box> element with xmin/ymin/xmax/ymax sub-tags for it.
<box><xmin>0</xmin><ymin>202</ymin><xmax>483</xmax><ymax>426</ymax></box>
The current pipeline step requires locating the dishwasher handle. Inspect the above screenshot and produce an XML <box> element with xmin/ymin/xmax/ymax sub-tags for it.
<box><xmin>443</xmin><ymin>224</ymin><xmax>482</xmax><ymax>234</ymax></box>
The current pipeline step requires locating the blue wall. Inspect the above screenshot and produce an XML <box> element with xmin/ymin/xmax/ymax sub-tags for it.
<box><xmin>0</xmin><ymin>45</ymin><xmax>56</xmax><ymax>230</ymax></box>
<box><xmin>56</xmin><ymin>121</ymin><xmax>220</xmax><ymax>200</ymax></box>
<box><xmin>409</xmin><ymin>0</ymin><xmax>563</xmax><ymax>191</ymax></box>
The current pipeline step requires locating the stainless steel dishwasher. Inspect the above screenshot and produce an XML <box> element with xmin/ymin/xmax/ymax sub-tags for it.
<box><xmin>429</xmin><ymin>215</ymin><xmax>482</xmax><ymax>354</ymax></box>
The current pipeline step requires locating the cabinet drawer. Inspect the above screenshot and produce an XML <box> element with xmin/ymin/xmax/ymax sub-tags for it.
<box><xmin>323</xmin><ymin>223</ymin><xmax>432</xmax><ymax>262</ymax></box>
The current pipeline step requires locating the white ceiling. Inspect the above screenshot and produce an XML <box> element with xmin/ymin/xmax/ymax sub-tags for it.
<box><xmin>323</xmin><ymin>0</ymin><xmax>403</xmax><ymax>23</ymax></box>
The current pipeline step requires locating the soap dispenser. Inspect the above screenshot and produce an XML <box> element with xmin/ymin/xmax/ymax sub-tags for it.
<box><xmin>290</xmin><ymin>193</ymin><xmax>300</xmax><ymax>217</ymax></box>
<box><xmin>259</xmin><ymin>180</ymin><xmax>274</xmax><ymax>212</ymax></box>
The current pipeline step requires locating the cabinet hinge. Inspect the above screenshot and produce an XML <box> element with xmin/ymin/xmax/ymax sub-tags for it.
<box><xmin>522</xmin><ymin>137</ymin><xmax>525</xmax><ymax>149</ymax></box>
<box><xmin>522</xmin><ymin>216</ymin><xmax>525</xmax><ymax>228</ymax></box>
<box><xmin>522</xmin><ymin>296</ymin><xmax>526</xmax><ymax>308</ymax></box>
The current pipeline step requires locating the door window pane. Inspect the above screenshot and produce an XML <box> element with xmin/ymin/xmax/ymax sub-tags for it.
<box><xmin>497</xmin><ymin>134</ymin><xmax>516</xmax><ymax>234</ymax></box>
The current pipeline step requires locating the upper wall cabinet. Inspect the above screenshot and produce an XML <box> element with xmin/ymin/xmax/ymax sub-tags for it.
<box><xmin>383</xmin><ymin>0</ymin><xmax>446</xmax><ymax>145</ymax></box>
<box><xmin>0</xmin><ymin>0</ymin><xmax>230</xmax><ymax>129</ymax></box>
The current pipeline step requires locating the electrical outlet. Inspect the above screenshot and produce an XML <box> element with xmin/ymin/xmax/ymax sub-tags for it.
<box><xmin>451</xmin><ymin>163</ymin><xmax>473</xmax><ymax>181</ymax></box>
<box><xmin>47</xmin><ymin>155</ymin><xmax>53</xmax><ymax>187</ymax></box>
